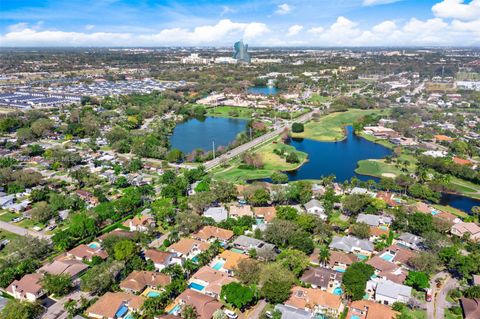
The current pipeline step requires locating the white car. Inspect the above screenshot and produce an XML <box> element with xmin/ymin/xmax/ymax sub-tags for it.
<box><xmin>224</xmin><ymin>310</ymin><xmax>238</xmax><ymax>319</ymax></box>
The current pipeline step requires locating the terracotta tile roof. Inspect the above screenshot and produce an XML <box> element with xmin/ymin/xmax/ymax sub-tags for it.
<box><xmin>87</xmin><ymin>292</ymin><xmax>145</xmax><ymax>319</ymax></box>
<box><xmin>300</xmin><ymin>267</ymin><xmax>343</xmax><ymax>289</ymax></box>
<box><xmin>38</xmin><ymin>259</ymin><xmax>88</xmax><ymax>278</ymax></box>
<box><xmin>376</xmin><ymin>192</ymin><xmax>398</xmax><ymax>207</ymax></box>
<box><xmin>348</xmin><ymin>300</ymin><xmax>399</xmax><ymax>319</ymax></box>
<box><xmin>168</xmin><ymin>238</ymin><xmax>210</xmax><ymax>256</ymax></box>
<box><xmin>384</xmin><ymin>244</ymin><xmax>416</xmax><ymax>265</ymax></box>
<box><xmin>253</xmin><ymin>206</ymin><xmax>277</xmax><ymax>222</ymax></box>
<box><xmin>453</xmin><ymin>157</ymin><xmax>472</xmax><ymax>166</ymax></box>
<box><xmin>460</xmin><ymin>298</ymin><xmax>480</xmax><ymax>319</ymax></box>
<box><xmin>144</xmin><ymin>249</ymin><xmax>175</xmax><ymax>265</ymax></box>
<box><xmin>175</xmin><ymin>289</ymin><xmax>222</xmax><ymax>319</ymax></box>
<box><xmin>123</xmin><ymin>213</ymin><xmax>155</xmax><ymax>228</ymax></box>
<box><xmin>434</xmin><ymin>135</ymin><xmax>455</xmax><ymax>142</ymax></box>
<box><xmin>229</xmin><ymin>205</ymin><xmax>254</xmax><ymax>217</ymax></box>
<box><xmin>286</xmin><ymin>286</ymin><xmax>342</xmax><ymax>312</ymax></box>
<box><xmin>192</xmin><ymin>226</ymin><xmax>234</xmax><ymax>242</ymax></box>
<box><xmin>191</xmin><ymin>266</ymin><xmax>236</xmax><ymax>295</ymax></box>
<box><xmin>120</xmin><ymin>271</ymin><xmax>171</xmax><ymax>293</ymax></box>
<box><xmin>369</xmin><ymin>227</ymin><xmax>389</xmax><ymax>237</ymax></box>
<box><xmin>327</xmin><ymin>251</ymin><xmax>360</xmax><ymax>267</ymax></box>
<box><xmin>218</xmin><ymin>250</ymin><xmax>249</xmax><ymax>270</ymax></box>
<box><xmin>67</xmin><ymin>244</ymin><xmax>108</xmax><ymax>261</ymax></box>
<box><xmin>6</xmin><ymin>273</ymin><xmax>44</xmax><ymax>299</ymax></box>
<box><xmin>415</xmin><ymin>202</ymin><xmax>432</xmax><ymax>214</ymax></box>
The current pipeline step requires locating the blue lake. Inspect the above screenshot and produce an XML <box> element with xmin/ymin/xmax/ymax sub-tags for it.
<box><xmin>285</xmin><ymin>126</ymin><xmax>392</xmax><ymax>182</ymax></box>
<box><xmin>169</xmin><ymin>117</ymin><xmax>248</xmax><ymax>154</ymax></box>
<box><xmin>247</xmin><ymin>86</ymin><xmax>279</xmax><ymax>95</ymax></box>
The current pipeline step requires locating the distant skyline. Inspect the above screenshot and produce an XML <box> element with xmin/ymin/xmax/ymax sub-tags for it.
<box><xmin>0</xmin><ymin>0</ymin><xmax>479</xmax><ymax>47</ymax></box>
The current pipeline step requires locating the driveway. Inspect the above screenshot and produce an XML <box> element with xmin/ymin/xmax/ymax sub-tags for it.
<box><xmin>0</xmin><ymin>221</ymin><xmax>51</xmax><ymax>241</ymax></box>
<box><xmin>426</xmin><ymin>272</ymin><xmax>459</xmax><ymax>319</ymax></box>
<box><xmin>42</xmin><ymin>290</ymin><xmax>92</xmax><ymax>319</ymax></box>
<box><xmin>239</xmin><ymin>300</ymin><xmax>267</xmax><ymax>319</ymax></box>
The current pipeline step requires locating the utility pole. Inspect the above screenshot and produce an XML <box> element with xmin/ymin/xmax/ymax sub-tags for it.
<box><xmin>212</xmin><ymin>141</ymin><xmax>215</xmax><ymax>160</ymax></box>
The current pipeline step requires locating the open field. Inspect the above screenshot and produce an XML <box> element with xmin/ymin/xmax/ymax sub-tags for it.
<box><xmin>306</xmin><ymin>94</ymin><xmax>331</xmax><ymax>105</ymax></box>
<box><xmin>213</xmin><ymin>139</ymin><xmax>307</xmax><ymax>183</ymax></box>
<box><xmin>292</xmin><ymin>109</ymin><xmax>389</xmax><ymax>142</ymax></box>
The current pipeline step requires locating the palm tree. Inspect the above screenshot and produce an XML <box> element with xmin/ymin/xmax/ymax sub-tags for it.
<box><xmin>319</xmin><ymin>246</ymin><xmax>331</xmax><ymax>267</ymax></box>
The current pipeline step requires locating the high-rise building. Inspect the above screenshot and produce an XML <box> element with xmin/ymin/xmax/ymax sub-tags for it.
<box><xmin>233</xmin><ymin>40</ymin><xmax>251</xmax><ymax>63</ymax></box>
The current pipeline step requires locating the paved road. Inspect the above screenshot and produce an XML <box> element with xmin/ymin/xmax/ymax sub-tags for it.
<box><xmin>239</xmin><ymin>299</ymin><xmax>267</xmax><ymax>319</ymax></box>
<box><xmin>0</xmin><ymin>221</ymin><xmax>52</xmax><ymax>241</ymax></box>
<box><xmin>42</xmin><ymin>290</ymin><xmax>92</xmax><ymax>319</ymax></box>
<box><xmin>204</xmin><ymin>110</ymin><xmax>317</xmax><ymax>171</ymax></box>
<box><xmin>426</xmin><ymin>272</ymin><xmax>459</xmax><ymax>319</ymax></box>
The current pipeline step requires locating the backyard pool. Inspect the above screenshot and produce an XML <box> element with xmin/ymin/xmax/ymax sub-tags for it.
<box><xmin>333</xmin><ymin>266</ymin><xmax>346</xmax><ymax>273</ymax></box>
<box><xmin>188</xmin><ymin>282</ymin><xmax>206</xmax><ymax>291</ymax></box>
<box><xmin>212</xmin><ymin>260</ymin><xmax>225</xmax><ymax>271</ymax></box>
<box><xmin>380</xmin><ymin>252</ymin><xmax>395</xmax><ymax>262</ymax></box>
<box><xmin>88</xmin><ymin>242</ymin><xmax>100</xmax><ymax>249</ymax></box>
<box><xmin>168</xmin><ymin>304</ymin><xmax>182</xmax><ymax>315</ymax></box>
<box><xmin>231</xmin><ymin>248</ymin><xmax>244</xmax><ymax>254</ymax></box>
<box><xmin>333</xmin><ymin>287</ymin><xmax>343</xmax><ymax>295</ymax></box>
<box><xmin>147</xmin><ymin>291</ymin><xmax>161</xmax><ymax>298</ymax></box>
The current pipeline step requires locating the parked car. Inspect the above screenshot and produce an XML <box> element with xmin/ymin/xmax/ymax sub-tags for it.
<box><xmin>11</xmin><ymin>217</ymin><xmax>23</xmax><ymax>223</ymax></box>
<box><xmin>426</xmin><ymin>289</ymin><xmax>433</xmax><ymax>302</ymax></box>
<box><xmin>224</xmin><ymin>310</ymin><xmax>238</xmax><ymax>319</ymax></box>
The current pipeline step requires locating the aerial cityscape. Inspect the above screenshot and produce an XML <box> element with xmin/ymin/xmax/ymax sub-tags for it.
<box><xmin>0</xmin><ymin>1</ymin><xmax>480</xmax><ymax>319</ymax></box>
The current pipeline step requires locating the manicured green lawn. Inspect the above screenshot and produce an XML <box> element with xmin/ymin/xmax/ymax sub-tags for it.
<box><xmin>213</xmin><ymin>139</ymin><xmax>307</xmax><ymax>183</ymax></box>
<box><xmin>432</xmin><ymin>204</ymin><xmax>469</xmax><ymax>218</ymax></box>
<box><xmin>307</xmin><ymin>94</ymin><xmax>331</xmax><ymax>105</ymax></box>
<box><xmin>0</xmin><ymin>229</ymin><xmax>20</xmax><ymax>257</ymax></box>
<box><xmin>0</xmin><ymin>211</ymin><xmax>18</xmax><ymax>222</ymax></box>
<box><xmin>292</xmin><ymin>109</ymin><xmax>389</xmax><ymax>142</ymax></box>
<box><xmin>355</xmin><ymin>159</ymin><xmax>406</xmax><ymax>178</ymax></box>
<box><xmin>206</xmin><ymin>105</ymin><xmax>308</xmax><ymax>120</ymax></box>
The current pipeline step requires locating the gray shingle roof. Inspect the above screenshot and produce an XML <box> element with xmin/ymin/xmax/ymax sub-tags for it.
<box><xmin>376</xmin><ymin>280</ymin><xmax>412</xmax><ymax>299</ymax></box>
<box><xmin>329</xmin><ymin>236</ymin><xmax>374</xmax><ymax>252</ymax></box>
<box><xmin>275</xmin><ymin>304</ymin><xmax>313</xmax><ymax>319</ymax></box>
<box><xmin>304</xmin><ymin>199</ymin><xmax>322</xmax><ymax>210</ymax></box>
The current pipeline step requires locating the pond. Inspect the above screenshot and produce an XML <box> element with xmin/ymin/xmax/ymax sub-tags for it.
<box><xmin>169</xmin><ymin>117</ymin><xmax>248</xmax><ymax>154</ymax></box>
<box><xmin>285</xmin><ymin>126</ymin><xmax>392</xmax><ymax>182</ymax></box>
<box><xmin>247</xmin><ymin>86</ymin><xmax>279</xmax><ymax>95</ymax></box>
<box><xmin>440</xmin><ymin>193</ymin><xmax>480</xmax><ymax>215</ymax></box>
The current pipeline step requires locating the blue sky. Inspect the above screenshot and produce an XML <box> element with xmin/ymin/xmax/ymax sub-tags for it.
<box><xmin>1</xmin><ymin>0</ymin><xmax>479</xmax><ymax>46</ymax></box>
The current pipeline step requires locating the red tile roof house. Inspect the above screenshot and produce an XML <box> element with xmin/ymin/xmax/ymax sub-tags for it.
<box><xmin>167</xmin><ymin>238</ymin><xmax>210</xmax><ymax>262</ymax></box>
<box><xmin>191</xmin><ymin>226</ymin><xmax>234</xmax><ymax>245</ymax></box>
<box><xmin>188</xmin><ymin>266</ymin><xmax>236</xmax><ymax>299</ymax></box>
<box><xmin>87</xmin><ymin>292</ymin><xmax>145</xmax><ymax>319</ymax></box>
<box><xmin>75</xmin><ymin>189</ymin><xmax>99</xmax><ymax>207</ymax></box>
<box><xmin>38</xmin><ymin>258</ymin><xmax>88</xmax><ymax>280</ymax></box>
<box><xmin>168</xmin><ymin>289</ymin><xmax>222</xmax><ymax>319</ymax></box>
<box><xmin>253</xmin><ymin>206</ymin><xmax>277</xmax><ymax>223</ymax></box>
<box><xmin>6</xmin><ymin>273</ymin><xmax>45</xmax><ymax>302</ymax></box>
<box><xmin>67</xmin><ymin>244</ymin><xmax>108</xmax><ymax>262</ymax></box>
<box><xmin>229</xmin><ymin>205</ymin><xmax>254</xmax><ymax>218</ymax></box>
<box><xmin>144</xmin><ymin>249</ymin><xmax>179</xmax><ymax>271</ymax></box>
<box><xmin>120</xmin><ymin>270</ymin><xmax>171</xmax><ymax>294</ymax></box>
<box><xmin>123</xmin><ymin>210</ymin><xmax>156</xmax><ymax>232</ymax></box>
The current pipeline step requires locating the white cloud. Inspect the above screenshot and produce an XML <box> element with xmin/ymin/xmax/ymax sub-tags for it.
<box><xmin>308</xmin><ymin>26</ymin><xmax>324</xmax><ymax>35</ymax></box>
<box><xmin>287</xmin><ymin>24</ymin><xmax>303</xmax><ymax>37</ymax></box>
<box><xmin>275</xmin><ymin>3</ymin><xmax>292</xmax><ymax>15</ymax></box>
<box><xmin>372</xmin><ymin>20</ymin><xmax>397</xmax><ymax>34</ymax></box>
<box><xmin>85</xmin><ymin>24</ymin><xmax>95</xmax><ymax>30</ymax></box>
<box><xmin>432</xmin><ymin>0</ymin><xmax>480</xmax><ymax>21</ymax></box>
<box><xmin>221</xmin><ymin>6</ymin><xmax>235</xmax><ymax>16</ymax></box>
<box><xmin>0</xmin><ymin>20</ymin><xmax>270</xmax><ymax>46</ymax></box>
<box><xmin>363</xmin><ymin>0</ymin><xmax>402</xmax><ymax>6</ymax></box>
<box><xmin>7</xmin><ymin>22</ymin><xmax>29</xmax><ymax>32</ymax></box>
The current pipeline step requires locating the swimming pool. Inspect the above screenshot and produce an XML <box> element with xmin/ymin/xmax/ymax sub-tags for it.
<box><xmin>431</xmin><ymin>209</ymin><xmax>440</xmax><ymax>216</ymax></box>
<box><xmin>191</xmin><ymin>256</ymin><xmax>199</xmax><ymax>263</ymax></box>
<box><xmin>188</xmin><ymin>282</ymin><xmax>206</xmax><ymax>291</ymax></box>
<box><xmin>333</xmin><ymin>287</ymin><xmax>343</xmax><ymax>295</ymax></box>
<box><xmin>351</xmin><ymin>315</ymin><xmax>361</xmax><ymax>319</ymax></box>
<box><xmin>88</xmin><ymin>242</ymin><xmax>100</xmax><ymax>249</ymax></box>
<box><xmin>231</xmin><ymin>248</ymin><xmax>244</xmax><ymax>254</ymax></box>
<box><xmin>333</xmin><ymin>266</ymin><xmax>346</xmax><ymax>273</ymax></box>
<box><xmin>355</xmin><ymin>253</ymin><xmax>368</xmax><ymax>261</ymax></box>
<box><xmin>212</xmin><ymin>260</ymin><xmax>225</xmax><ymax>271</ymax></box>
<box><xmin>147</xmin><ymin>291</ymin><xmax>161</xmax><ymax>298</ymax></box>
<box><xmin>256</xmin><ymin>218</ymin><xmax>265</xmax><ymax>225</ymax></box>
<box><xmin>115</xmin><ymin>305</ymin><xmax>128</xmax><ymax>318</ymax></box>
<box><xmin>380</xmin><ymin>252</ymin><xmax>395</xmax><ymax>262</ymax></box>
<box><xmin>168</xmin><ymin>304</ymin><xmax>182</xmax><ymax>315</ymax></box>
<box><xmin>379</xmin><ymin>225</ymin><xmax>388</xmax><ymax>231</ymax></box>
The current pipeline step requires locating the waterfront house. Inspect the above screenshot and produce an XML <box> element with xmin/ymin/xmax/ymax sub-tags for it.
<box><xmin>87</xmin><ymin>292</ymin><xmax>145</xmax><ymax>319</ymax></box>
<box><xmin>120</xmin><ymin>271</ymin><xmax>171</xmax><ymax>294</ymax></box>
<box><xmin>396</xmin><ymin>232</ymin><xmax>424</xmax><ymax>251</ymax></box>
<box><xmin>285</xmin><ymin>287</ymin><xmax>344</xmax><ymax>318</ymax></box>
<box><xmin>6</xmin><ymin>273</ymin><xmax>45</xmax><ymax>302</ymax></box>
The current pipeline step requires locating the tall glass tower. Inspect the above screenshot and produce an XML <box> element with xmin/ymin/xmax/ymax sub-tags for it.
<box><xmin>233</xmin><ymin>40</ymin><xmax>251</xmax><ymax>63</ymax></box>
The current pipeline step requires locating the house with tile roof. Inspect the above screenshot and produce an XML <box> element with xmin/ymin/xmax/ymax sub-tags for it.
<box><xmin>285</xmin><ymin>286</ymin><xmax>344</xmax><ymax>318</ymax></box>
<box><xmin>67</xmin><ymin>244</ymin><xmax>108</xmax><ymax>262</ymax></box>
<box><xmin>38</xmin><ymin>258</ymin><xmax>88</xmax><ymax>280</ymax></box>
<box><xmin>188</xmin><ymin>266</ymin><xmax>236</xmax><ymax>298</ymax></box>
<box><xmin>169</xmin><ymin>289</ymin><xmax>222</xmax><ymax>319</ymax></box>
<box><xmin>87</xmin><ymin>292</ymin><xmax>145</xmax><ymax>319</ymax></box>
<box><xmin>167</xmin><ymin>238</ymin><xmax>210</xmax><ymax>261</ymax></box>
<box><xmin>120</xmin><ymin>271</ymin><xmax>171</xmax><ymax>294</ymax></box>
<box><xmin>192</xmin><ymin>226</ymin><xmax>234</xmax><ymax>244</ymax></box>
<box><xmin>300</xmin><ymin>267</ymin><xmax>343</xmax><ymax>291</ymax></box>
<box><xmin>210</xmin><ymin>250</ymin><xmax>249</xmax><ymax>276</ymax></box>
<box><xmin>229</xmin><ymin>205</ymin><xmax>254</xmax><ymax>218</ymax></box>
<box><xmin>253</xmin><ymin>206</ymin><xmax>276</xmax><ymax>223</ymax></box>
<box><xmin>347</xmin><ymin>300</ymin><xmax>399</xmax><ymax>319</ymax></box>
<box><xmin>144</xmin><ymin>249</ymin><xmax>179</xmax><ymax>271</ymax></box>
<box><xmin>6</xmin><ymin>273</ymin><xmax>45</xmax><ymax>302</ymax></box>
<box><xmin>451</xmin><ymin>222</ymin><xmax>480</xmax><ymax>241</ymax></box>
